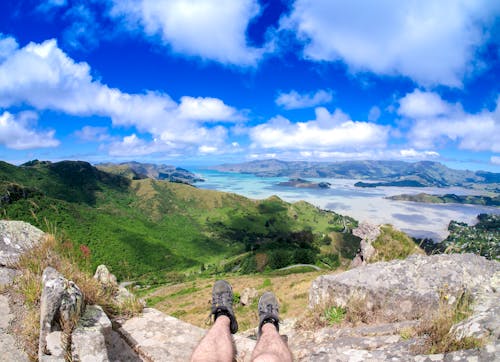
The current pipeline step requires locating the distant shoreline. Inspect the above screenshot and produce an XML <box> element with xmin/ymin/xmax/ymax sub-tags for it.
<box><xmin>386</xmin><ymin>193</ymin><xmax>500</xmax><ymax>207</ymax></box>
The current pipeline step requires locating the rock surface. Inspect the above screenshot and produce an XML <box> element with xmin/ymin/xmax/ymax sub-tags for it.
<box><xmin>72</xmin><ymin>305</ymin><xmax>112</xmax><ymax>362</ymax></box>
<box><xmin>0</xmin><ymin>220</ymin><xmax>44</xmax><ymax>266</ymax></box>
<box><xmin>0</xmin><ymin>294</ymin><xmax>30</xmax><ymax>361</ymax></box>
<box><xmin>39</xmin><ymin>267</ymin><xmax>84</xmax><ymax>360</ymax></box>
<box><xmin>310</xmin><ymin>253</ymin><xmax>500</xmax><ymax>322</ymax></box>
<box><xmin>350</xmin><ymin>222</ymin><xmax>379</xmax><ymax>267</ymax></box>
<box><xmin>240</xmin><ymin>287</ymin><xmax>258</xmax><ymax>306</ymax></box>
<box><xmin>94</xmin><ymin>264</ymin><xmax>118</xmax><ymax>288</ymax></box>
<box><xmin>117</xmin><ymin>308</ymin><xmax>256</xmax><ymax>361</ymax></box>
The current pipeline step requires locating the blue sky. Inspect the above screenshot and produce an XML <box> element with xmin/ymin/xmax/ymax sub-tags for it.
<box><xmin>1</xmin><ymin>0</ymin><xmax>500</xmax><ymax>171</ymax></box>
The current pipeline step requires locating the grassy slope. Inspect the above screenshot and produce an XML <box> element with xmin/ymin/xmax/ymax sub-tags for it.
<box><xmin>1</xmin><ymin>160</ymin><xmax>359</xmax><ymax>282</ymax></box>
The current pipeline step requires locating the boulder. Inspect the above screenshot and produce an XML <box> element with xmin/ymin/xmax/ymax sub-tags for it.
<box><xmin>0</xmin><ymin>220</ymin><xmax>44</xmax><ymax>267</ymax></box>
<box><xmin>39</xmin><ymin>267</ymin><xmax>84</xmax><ymax>361</ymax></box>
<box><xmin>71</xmin><ymin>305</ymin><xmax>112</xmax><ymax>362</ymax></box>
<box><xmin>94</xmin><ymin>265</ymin><xmax>118</xmax><ymax>288</ymax></box>
<box><xmin>240</xmin><ymin>287</ymin><xmax>258</xmax><ymax>306</ymax></box>
<box><xmin>310</xmin><ymin>254</ymin><xmax>500</xmax><ymax>322</ymax></box>
<box><xmin>93</xmin><ymin>264</ymin><xmax>137</xmax><ymax>305</ymax></box>
<box><xmin>350</xmin><ymin>222</ymin><xmax>379</xmax><ymax>267</ymax></box>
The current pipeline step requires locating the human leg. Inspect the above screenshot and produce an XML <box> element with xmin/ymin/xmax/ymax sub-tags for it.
<box><xmin>190</xmin><ymin>315</ymin><xmax>234</xmax><ymax>362</ymax></box>
<box><xmin>190</xmin><ymin>280</ymin><xmax>238</xmax><ymax>362</ymax></box>
<box><xmin>251</xmin><ymin>292</ymin><xmax>293</xmax><ymax>362</ymax></box>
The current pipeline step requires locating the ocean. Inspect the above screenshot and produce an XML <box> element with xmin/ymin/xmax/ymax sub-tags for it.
<box><xmin>193</xmin><ymin>169</ymin><xmax>500</xmax><ymax>241</ymax></box>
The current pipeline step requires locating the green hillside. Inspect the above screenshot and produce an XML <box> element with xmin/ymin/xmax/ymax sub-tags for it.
<box><xmin>0</xmin><ymin>160</ymin><xmax>358</xmax><ymax>283</ymax></box>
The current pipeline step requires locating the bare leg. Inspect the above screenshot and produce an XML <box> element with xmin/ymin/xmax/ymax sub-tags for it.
<box><xmin>251</xmin><ymin>323</ymin><xmax>293</xmax><ymax>362</ymax></box>
<box><xmin>191</xmin><ymin>316</ymin><xmax>234</xmax><ymax>362</ymax></box>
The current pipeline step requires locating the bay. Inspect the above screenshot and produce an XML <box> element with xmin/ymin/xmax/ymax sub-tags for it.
<box><xmin>194</xmin><ymin>169</ymin><xmax>500</xmax><ymax>241</ymax></box>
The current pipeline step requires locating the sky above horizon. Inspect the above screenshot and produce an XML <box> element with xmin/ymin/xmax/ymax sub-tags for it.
<box><xmin>1</xmin><ymin>0</ymin><xmax>500</xmax><ymax>171</ymax></box>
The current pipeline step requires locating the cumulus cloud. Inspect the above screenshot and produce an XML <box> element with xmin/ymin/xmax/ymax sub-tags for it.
<box><xmin>0</xmin><ymin>37</ymin><xmax>244</xmax><ymax>155</ymax></box>
<box><xmin>282</xmin><ymin>0</ymin><xmax>500</xmax><ymax>86</ymax></box>
<box><xmin>399</xmin><ymin>148</ymin><xmax>439</xmax><ymax>158</ymax></box>
<box><xmin>491</xmin><ymin>156</ymin><xmax>500</xmax><ymax>165</ymax></box>
<box><xmin>275</xmin><ymin>89</ymin><xmax>333</xmax><ymax>109</ymax></box>
<box><xmin>110</xmin><ymin>0</ymin><xmax>264</xmax><ymax>66</ymax></box>
<box><xmin>399</xmin><ymin>90</ymin><xmax>500</xmax><ymax>152</ymax></box>
<box><xmin>0</xmin><ymin>111</ymin><xmax>59</xmax><ymax>150</ymax></box>
<box><xmin>249</xmin><ymin>107</ymin><xmax>388</xmax><ymax>150</ymax></box>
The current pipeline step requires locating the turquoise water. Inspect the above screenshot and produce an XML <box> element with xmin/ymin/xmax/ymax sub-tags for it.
<box><xmin>194</xmin><ymin>169</ymin><xmax>500</xmax><ymax>241</ymax></box>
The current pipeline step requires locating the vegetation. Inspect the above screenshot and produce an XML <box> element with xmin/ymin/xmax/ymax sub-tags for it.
<box><xmin>441</xmin><ymin>214</ymin><xmax>499</xmax><ymax>260</ymax></box>
<box><xmin>8</xmin><ymin>231</ymin><xmax>143</xmax><ymax>360</ymax></box>
<box><xmin>1</xmin><ymin>160</ymin><xmax>358</xmax><ymax>284</ymax></box>
<box><xmin>324</xmin><ymin>306</ymin><xmax>346</xmax><ymax>325</ymax></box>
<box><xmin>415</xmin><ymin>290</ymin><xmax>484</xmax><ymax>354</ymax></box>
<box><xmin>371</xmin><ymin>225</ymin><xmax>425</xmax><ymax>262</ymax></box>
<box><xmin>387</xmin><ymin>193</ymin><xmax>500</xmax><ymax>207</ymax></box>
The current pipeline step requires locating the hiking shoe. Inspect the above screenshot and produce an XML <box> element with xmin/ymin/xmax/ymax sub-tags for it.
<box><xmin>258</xmin><ymin>291</ymin><xmax>280</xmax><ymax>336</ymax></box>
<box><xmin>211</xmin><ymin>280</ymin><xmax>238</xmax><ymax>334</ymax></box>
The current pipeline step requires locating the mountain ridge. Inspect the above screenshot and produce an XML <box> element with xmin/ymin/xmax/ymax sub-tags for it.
<box><xmin>211</xmin><ymin>159</ymin><xmax>500</xmax><ymax>188</ymax></box>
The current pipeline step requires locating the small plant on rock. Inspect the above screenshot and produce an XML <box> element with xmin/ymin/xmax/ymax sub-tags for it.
<box><xmin>324</xmin><ymin>306</ymin><xmax>346</xmax><ymax>325</ymax></box>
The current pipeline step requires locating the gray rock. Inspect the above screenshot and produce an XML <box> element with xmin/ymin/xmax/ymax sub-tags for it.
<box><xmin>0</xmin><ymin>267</ymin><xmax>17</xmax><ymax>287</ymax></box>
<box><xmin>0</xmin><ymin>220</ymin><xmax>44</xmax><ymax>267</ymax></box>
<box><xmin>0</xmin><ymin>293</ymin><xmax>29</xmax><ymax>361</ymax></box>
<box><xmin>94</xmin><ymin>265</ymin><xmax>118</xmax><ymax>288</ymax></box>
<box><xmin>350</xmin><ymin>222</ymin><xmax>379</xmax><ymax>267</ymax></box>
<box><xmin>240</xmin><ymin>287</ymin><xmax>258</xmax><ymax>306</ymax></box>
<box><xmin>39</xmin><ymin>267</ymin><xmax>84</xmax><ymax>360</ymax></box>
<box><xmin>310</xmin><ymin>254</ymin><xmax>500</xmax><ymax>322</ymax></box>
<box><xmin>451</xmin><ymin>271</ymin><xmax>500</xmax><ymax>341</ymax></box>
<box><xmin>72</xmin><ymin>305</ymin><xmax>112</xmax><ymax>362</ymax></box>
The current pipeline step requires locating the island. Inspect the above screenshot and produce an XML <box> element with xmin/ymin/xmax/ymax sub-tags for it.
<box><xmin>277</xmin><ymin>178</ymin><xmax>331</xmax><ymax>189</ymax></box>
<box><xmin>386</xmin><ymin>193</ymin><xmax>500</xmax><ymax>207</ymax></box>
<box><xmin>354</xmin><ymin>180</ymin><xmax>425</xmax><ymax>188</ymax></box>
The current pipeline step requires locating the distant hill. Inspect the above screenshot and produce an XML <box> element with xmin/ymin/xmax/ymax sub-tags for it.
<box><xmin>387</xmin><ymin>193</ymin><xmax>500</xmax><ymax>207</ymax></box>
<box><xmin>0</xmin><ymin>160</ymin><xmax>362</xmax><ymax>283</ymax></box>
<box><xmin>97</xmin><ymin>161</ymin><xmax>204</xmax><ymax>184</ymax></box>
<box><xmin>212</xmin><ymin>159</ymin><xmax>500</xmax><ymax>188</ymax></box>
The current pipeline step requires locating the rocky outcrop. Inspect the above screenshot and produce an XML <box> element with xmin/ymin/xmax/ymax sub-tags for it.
<box><xmin>0</xmin><ymin>220</ymin><xmax>44</xmax><ymax>266</ymax></box>
<box><xmin>94</xmin><ymin>264</ymin><xmax>137</xmax><ymax>306</ymax></box>
<box><xmin>306</xmin><ymin>253</ymin><xmax>500</xmax><ymax>361</ymax></box>
<box><xmin>39</xmin><ymin>267</ymin><xmax>84</xmax><ymax>361</ymax></box>
<box><xmin>311</xmin><ymin>253</ymin><xmax>499</xmax><ymax>321</ymax></box>
<box><xmin>350</xmin><ymin>222</ymin><xmax>379</xmax><ymax>267</ymax></box>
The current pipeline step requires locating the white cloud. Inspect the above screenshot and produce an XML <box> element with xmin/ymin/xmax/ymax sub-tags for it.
<box><xmin>400</xmin><ymin>90</ymin><xmax>500</xmax><ymax>152</ymax></box>
<box><xmin>74</xmin><ymin>126</ymin><xmax>110</xmax><ymax>142</ymax></box>
<box><xmin>198</xmin><ymin>145</ymin><xmax>218</xmax><ymax>153</ymax></box>
<box><xmin>399</xmin><ymin>148</ymin><xmax>439</xmax><ymax>158</ymax></box>
<box><xmin>249</xmin><ymin>107</ymin><xmax>388</xmax><ymax>150</ymax></box>
<box><xmin>0</xmin><ymin>35</ymin><xmax>18</xmax><ymax>62</ymax></box>
<box><xmin>282</xmin><ymin>0</ymin><xmax>500</xmax><ymax>86</ymax></box>
<box><xmin>110</xmin><ymin>0</ymin><xmax>264</xmax><ymax>66</ymax></box>
<box><xmin>275</xmin><ymin>89</ymin><xmax>333</xmax><ymax>109</ymax></box>
<box><xmin>398</xmin><ymin>90</ymin><xmax>454</xmax><ymax>118</ymax></box>
<box><xmin>0</xmin><ymin>111</ymin><xmax>59</xmax><ymax>150</ymax></box>
<box><xmin>491</xmin><ymin>156</ymin><xmax>500</xmax><ymax>165</ymax></box>
<box><xmin>0</xmin><ymin>38</ymin><xmax>244</xmax><ymax>154</ymax></box>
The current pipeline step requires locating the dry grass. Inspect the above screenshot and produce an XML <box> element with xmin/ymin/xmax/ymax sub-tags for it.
<box><xmin>144</xmin><ymin>271</ymin><xmax>324</xmax><ymax>332</ymax></box>
<box><xmin>414</xmin><ymin>290</ymin><xmax>485</xmax><ymax>354</ymax></box>
<box><xmin>8</xmin><ymin>232</ymin><xmax>143</xmax><ymax>360</ymax></box>
<box><xmin>296</xmin><ymin>293</ymin><xmax>382</xmax><ymax>331</ymax></box>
